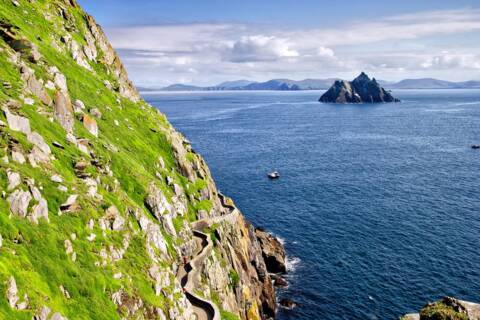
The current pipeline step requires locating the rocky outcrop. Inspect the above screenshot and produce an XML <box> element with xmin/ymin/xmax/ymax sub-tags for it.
<box><xmin>402</xmin><ymin>297</ymin><xmax>480</xmax><ymax>320</ymax></box>
<box><xmin>319</xmin><ymin>72</ymin><xmax>400</xmax><ymax>103</ymax></box>
<box><xmin>255</xmin><ymin>228</ymin><xmax>286</xmax><ymax>274</ymax></box>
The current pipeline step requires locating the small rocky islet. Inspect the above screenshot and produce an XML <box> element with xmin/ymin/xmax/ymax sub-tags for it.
<box><xmin>319</xmin><ymin>72</ymin><xmax>400</xmax><ymax>103</ymax></box>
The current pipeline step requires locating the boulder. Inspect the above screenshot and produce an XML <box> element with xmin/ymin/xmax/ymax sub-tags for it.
<box><xmin>99</xmin><ymin>205</ymin><xmax>125</xmax><ymax>231</ymax></box>
<box><xmin>53</xmin><ymin>91</ymin><xmax>74</xmax><ymax>132</ymax></box>
<box><xmin>7</xmin><ymin>170</ymin><xmax>21</xmax><ymax>191</ymax></box>
<box><xmin>30</xmin><ymin>198</ymin><xmax>49</xmax><ymax>224</ymax></box>
<box><xmin>255</xmin><ymin>228</ymin><xmax>286</xmax><ymax>274</ymax></box>
<box><xmin>6</xmin><ymin>276</ymin><xmax>19</xmax><ymax>308</ymax></box>
<box><xmin>27</xmin><ymin>131</ymin><xmax>51</xmax><ymax>155</ymax></box>
<box><xmin>319</xmin><ymin>72</ymin><xmax>400</xmax><ymax>103</ymax></box>
<box><xmin>3</xmin><ymin>107</ymin><xmax>31</xmax><ymax>134</ymax></box>
<box><xmin>82</xmin><ymin>114</ymin><xmax>98</xmax><ymax>137</ymax></box>
<box><xmin>60</xmin><ymin>194</ymin><xmax>79</xmax><ymax>212</ymax></box>
<box><xmin>7</xmin><ymin>189</ymin><xmax>32</xmax><ymax>218</ymax></box>
<box><xmin>20</xmin><ymin>66</ymin><xmax>52</xmax><ymax>106</ymax></box>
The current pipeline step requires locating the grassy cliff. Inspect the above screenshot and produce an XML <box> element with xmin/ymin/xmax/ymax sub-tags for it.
<box><xmin>0</xmin><ymin>1</ymin><xmax>279</xmax><ymax>319</ymax></box>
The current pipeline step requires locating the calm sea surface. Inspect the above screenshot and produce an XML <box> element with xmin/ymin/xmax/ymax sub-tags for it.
<box><xmin>144</xmin><ymin>90</ymin><xmax>480</xmax><ymax>320</ymax></box>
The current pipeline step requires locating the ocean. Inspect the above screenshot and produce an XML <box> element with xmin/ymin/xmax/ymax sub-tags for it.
<box><xmin>144</xmin><ymin>89</ymin><xmax>480</xmax><ymax>319</ymax></box>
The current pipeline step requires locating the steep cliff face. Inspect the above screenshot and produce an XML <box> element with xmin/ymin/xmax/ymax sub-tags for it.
<box><xmin>0</xmin><ymin>1</ymin><xmax>281</xmax><ymax>319</ymax></box>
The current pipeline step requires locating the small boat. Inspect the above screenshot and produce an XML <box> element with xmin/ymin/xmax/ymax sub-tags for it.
<box><xmin>268</xmin><ymin>171</ymin><xmax>280</xmax><ymax>179</ymax></box>
<box><xmin>472</xmin><ymin>145</ymin><xmax>480</xmax><ymax>149</ymax></box>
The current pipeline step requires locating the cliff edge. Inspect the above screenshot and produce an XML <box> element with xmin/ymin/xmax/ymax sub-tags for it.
<box><xmin>0</xmin><ymin>1</ymin><xmax>284</xmax><ymax>319</ymax></box>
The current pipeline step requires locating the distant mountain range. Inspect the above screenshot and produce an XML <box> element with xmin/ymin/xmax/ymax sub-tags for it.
<box><xmin>139</xmin><ymin>78</ymin><xmax>480</xmax><ymax>92</ymax></box>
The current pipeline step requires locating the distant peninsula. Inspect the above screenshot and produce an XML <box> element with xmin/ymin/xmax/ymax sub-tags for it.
<box><xmin>140</xmin><ymin>78</ymin><xmax>480</xmax><ymax>92</ymax></box>
<box><xmin>319</xmin><ymin>72</ymin><xmax>400</xmax><ymax>103</ymax></box>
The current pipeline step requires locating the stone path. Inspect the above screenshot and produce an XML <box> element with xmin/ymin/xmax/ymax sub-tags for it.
<box><xmin>176</xmin><ymin>193</ymin><xmax>239</xmax><ymax>320</ymax></box>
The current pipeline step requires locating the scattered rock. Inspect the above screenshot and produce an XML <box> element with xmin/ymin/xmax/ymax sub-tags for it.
<box><xmin>59</xmin><ymin>285</ymin><xmax>70</xmax><ymax>299</ymax></box>
<box><xmin>54</xmin><ymin>72</ymin><xmax>68</xmax><ymax>93</ymax></box>
<box><xmin>52</xmin><ymin>141</ymin><xmax>65</xmax><ymax>149</ymax></box>
<box><xmin>20</xmin><ymin>66</ymin><xmax>52</xmax><ymax>106</ymax></box>
<box><xmin>11</xmin><ymin>149</ymin><xmax>26</xmax><ymax>164</ymax></box>
<box><xmin>99</xmin><ymin>205</ymin><xmax>125</xmax><ymax>231</ymax></box>
<box><xmin>60</xmin><ymin>194</ymin><xmax>79</xmax><ymax>212</ymax></box>
<box><xmin>7</xmin><ymin>170</ymin><xmax>21</xmax><ymax>191</ymax></box>
<box><xmin>34</xmin><ymin>305</ymin><xmax>51</xmax><ymax>320</ymax></box>
<box><xmin>87</xmin><ymin>233</ymin><xmax>96</xmax><ymax>241</ymax></box>
<box><xmin>73</xmin><ymin>99</ymin><xmax>85</xmax><ymax>113</ymax></box>
<box><xmin>7</xmin><ymin>189</ymin><xmax>32</xmax><ymax>218</ymax></box>
<box><xmin>3</xmin><ymin>107</ymin><xmax>31</xmax><ymax>134</ymax></box>
<box><xmin>51</xmin><ymin>174</ymin><xmax>63</xmax><ymax>183</ymax></box>
<box><xmin>6</xmin><ymin>276</ymin><xmax>18</xmax><ymax>308</ymax></box>
<box><xmin>24</xmin><ymin>97</ymin><xmax>34</xmax><ymax>105</ymax></box>
<box><xmin>27</xmin><ymin>131</ymin><xmax>51</xmax><ymax>155</ymax></box>
<box><xmin>53</xmin><ymin>91</ymin><xmax>74</xmax><ymax>133</ymax></box>
<box><xmin>90</xmin><ymin>107</ymin><xmax>102</xmax><ymax>118</ymax></box>
<box><xmin>82</xmin><ymin>114</ymin><xmax>98</xmax><ymax>137</ymax></box>
<box><xmin>30</xmin><ymin>198</ymin><xmax>49</xmax><ymax>224</ymax></box>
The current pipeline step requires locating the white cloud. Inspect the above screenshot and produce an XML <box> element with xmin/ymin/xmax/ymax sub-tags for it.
<box><xmin>105</xmin><ymin>8</ymin><xmax>480</xmax><ymax>86</ymax></box>
<box><xmin>224</xmin><ymin>35</ymin><xmax>299</xmax><ymax>62</ymax></box>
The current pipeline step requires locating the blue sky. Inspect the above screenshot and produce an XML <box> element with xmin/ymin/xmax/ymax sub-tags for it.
<box><xmin>78</xmin><ymin>1</ymin><xmax>480</xmax><ymax>86</ymax></box>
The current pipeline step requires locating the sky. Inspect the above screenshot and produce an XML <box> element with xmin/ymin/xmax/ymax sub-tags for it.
<box><xmin>78</xmin><ymin>0</ymin><xmax>480</xmax><ymax>87</ymax></box>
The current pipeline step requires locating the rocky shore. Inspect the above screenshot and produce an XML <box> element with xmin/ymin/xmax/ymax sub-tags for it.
<box><xmin>401</xmin><ymin>297</ymin><xmax>480</xmax><ymax>320</ymax></box>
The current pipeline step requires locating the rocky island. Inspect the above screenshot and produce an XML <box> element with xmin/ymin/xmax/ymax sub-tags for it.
<box><xmin>0</xmin><ymin>1</ymin><xmax>287</xmax><ymax>319</ymax></box>
<box><xmin>319</xmin><ymin>72</ymin><xmax>400</xmax><ymax>103</ymax></box>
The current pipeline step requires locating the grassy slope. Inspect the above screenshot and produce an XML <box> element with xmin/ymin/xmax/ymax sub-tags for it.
<box><xmin>0</xmin><ymin>0</ymin><xmax>212</xmax><ymax>318</ymax></box>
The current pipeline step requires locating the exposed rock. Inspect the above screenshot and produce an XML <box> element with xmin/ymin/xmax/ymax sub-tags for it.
<box><xmin>9</xmin><ymin>38</ymin><xmax>41</xmax><ymax>62</ymax></box>
<box><xmin>90</xmin><ymin>107</ymin><xmax>102</xmax><ymax>118</ymax></box>
<box><xmin>54</xmin><ymin>71</ymin><xmax>68</xmax><ymax>93</ymax></box>
<box><xmin>6</xmin><ymin>276</ymin><xmax>18</xmax><ymax>308</ymax></box>
<box><xmin>51</xmin><ymin>174</ymin><xmax>63</xmax><ymax>183</ymax></box>
<box><xmin>82</xmin><ymin>114</ymin><xmax>98</xmax><ymax>137</ymax></box>
<box><xmin>7</xmin><ymin>189</ymin><xmax>32</xmax><ymax>218</ymax></box>
<box><xmin>7</xmin><ymin>170</ymin><xmax>21</xmax><ymax>191</ymax></box>
<box><xmin>0</xmin><ymin>234</ymin><xmax>3</xmax><ymax>248</ymax></box>
<box><xmin>20</xmin><ymin>66</ymin><xmax>52</xmax><ymax>106</ymax></box>
<box><xmin>279</xmin><ymin>298</ymin><xmax>297</xmax><ymax>310</ymax></box>
<box><xmin>60</xmin><ymin>285</ymin><xmax>70</xmax><ymax>299</ymax></box>
<box><xmin>11</xmin><ymin>149</ymin><xmax>26</xmax><ymax>164</ymax></box>
<box><xmin>53</xmin><ymin>91</ymin><xmax>74</xmax><ymax>132</ymax></box>
<box><xmin>27</xmin><ymin>131</ymin><xmax>51</xmax><ymax>155</ymax></box>
<box><xmin>30</xmin><ymin>198</ymin><xmax>49</xmax><ymax>224</ymax></box>
<box><xmin>73</xmin><ymin>99</ymin><xmax>85</xmax><ymax>113</ymax></box>
<box><xmin>319</xmin><ymin>72</ymin><xmax>400</xmax><ymax>103</ymax></box>
<box><xmin>271</xmin><ymin>274</ymin><xmax>288</xmax><ymax>287</ymax></box>
<box><xmin>60</xmin><ymin>194</ymin><xmax>79</xmax><ymax>212</ymax></box>
<box><xmin>145</xmin><ymin>184</ymin><xmax>176</xmax><ymax>236</ymax></box>
<box><xmin>255</xmin><ymin>228</ymin><xmax>286</xmax><ymax>274</ymax></box>
<box><xmin>99</xmin><ymin>205</ymin><xmax>125</xmax><ymax>231</ymax></box>
<box><xmin>3</xmin><ymin>107</ymin><xmax>31</xmax><ymax>134</ymax></box>
<box><xmin>50</xmin><ymin>312</ymin><xmax>67</xmax><ymax>320</ymax></box>
<box><xmin>34</xmin><ymin>306</ymin><xmax>51</xmax><ymax>320</ymax></box>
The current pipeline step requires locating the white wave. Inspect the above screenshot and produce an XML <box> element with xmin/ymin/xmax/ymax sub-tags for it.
<box><xmin>454</xmin><ymin>101</ymin><xmax>480</xmax><ymax>106</ymax></box>
<box><xmin>285</xmin><ymin>256</ymin><xmax>301</xmax><ymax>272</ymax></box>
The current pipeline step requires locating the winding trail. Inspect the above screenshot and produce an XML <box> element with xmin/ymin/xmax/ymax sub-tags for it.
<box><xmin>177</xmin><ymin>193</ymin><xmax>238</xmax><ymax>320</ymax></box>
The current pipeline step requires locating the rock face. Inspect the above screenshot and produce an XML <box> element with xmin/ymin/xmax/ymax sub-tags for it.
<box><xmin>319</xmin><ymin>72</ymin><xmax>400</xmax><ymax>103</ymax></box>
<box><xmin>255</xmin><ymin>228</ymin><xmax>287</xmax><ymax>274</ymax></box>
<box><xmin>402</xmin><ymin>297</ymin><xmax>480</xmax><ymax>320</ymax></box>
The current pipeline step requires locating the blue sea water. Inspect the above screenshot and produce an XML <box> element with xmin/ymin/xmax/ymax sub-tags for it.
<box><xmin>144</xmin><ymin>90</ymin><xmax>480</xmax><ymax>320</ymax></box>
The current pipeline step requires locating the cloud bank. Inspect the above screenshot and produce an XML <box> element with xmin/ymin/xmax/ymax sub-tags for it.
<box><xmin>105</xmin><ymin>8</ymin><xmax>480</xmax><ymax>86</ymax></box>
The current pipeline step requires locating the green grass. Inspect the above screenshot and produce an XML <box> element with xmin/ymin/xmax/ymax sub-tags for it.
<box><xmin>0</xmin><ymin>0</ymin><xmax>215</xmax><ymax>318</ymax></box>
